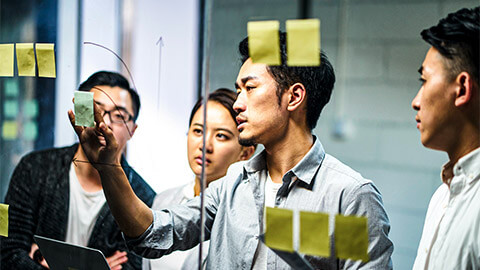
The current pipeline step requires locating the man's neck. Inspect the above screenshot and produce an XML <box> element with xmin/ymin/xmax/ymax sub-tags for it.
<box><xmin>264</xmin><ymin>127</ymin><xmax>314</xmax><ymax>183</ymax></box>
<box><xmin>446</xmin><ymin>125</ymin><xmax>480</xmax><ymax>167</ymax></box>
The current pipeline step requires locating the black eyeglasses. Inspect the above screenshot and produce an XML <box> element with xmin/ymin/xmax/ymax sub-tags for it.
<box><xmin>100</xmin><ymin>107</ymin><xmax>134</xmax><ymax>124</ymax></box>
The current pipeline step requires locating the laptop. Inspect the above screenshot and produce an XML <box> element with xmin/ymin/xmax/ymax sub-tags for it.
<box><xmin>34</xmin><ymin>235</ymin><xmax>111</xmax><ymax>270</ymax></box>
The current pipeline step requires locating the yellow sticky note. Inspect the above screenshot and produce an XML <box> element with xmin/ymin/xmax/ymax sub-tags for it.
<box><xmin>247</xmin><ymin>21</ymin><xmax>281</xmax><ymax>65</ymax></box>
<box><xmin>0</xmin><ymin>44</ymin><xmax>14</xmax><ymax>76</ymax></box>
<box><xmin>286</xmin><ymin>19</ymin><xmax>320</xmax><ymax>66</ymax></box>
<box><xmin>16</xmin><ymin>43</ymin><xmax>36</xmax><ymax>76</ymax></box>
<box><xmin>299</xmin><ymin>211</ymin><xmax>330</xmax><ymax>257</ymax></box>
<box><xmin>335</xmin><ymin>215</ymin><xmax>369</xmax><ymax>262</ymax></box>
<box><xmin>0</xmin><ymin>203</ymin><xmax>8</xmax><ymax>237</ymax></box>
<box><xmin>36</xmin><ymin>43</ymin><xmax>56</xmax><ymax>78</ymax></box>
<box><xmin>2</xmin><ymin>121</ymin><xmax>18</xmax><ymax>140</ymax></box>
<box><xmin>264</xmin><ymin>207</ymin><xmax>294</xmax><ymax>252</ymax></box>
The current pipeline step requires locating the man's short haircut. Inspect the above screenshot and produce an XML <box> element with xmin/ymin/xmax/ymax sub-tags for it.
<box><xmin>189</xmin><ymin>88</ymin><xmax>237</xmax><ymax>127</ymax></box>
<box><xmin>421</xmin><ymin>6</ymin><xmax>479</xmax><ymax>83</ymax></box>
<box><xmin>238</xmin><ymin>32</ymin><xmax>336</xmax><ymax>130</ymax></box>
<box><xmin>78</xmin><ymin>71</ymin><xmax>141</xmax><ymax>122</ymax></box>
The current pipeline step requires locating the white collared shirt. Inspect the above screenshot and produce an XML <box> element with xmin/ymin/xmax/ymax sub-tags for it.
<box><xmin>413</xmin><ymin>147</ymin><xmax>480</xmax><ymax>270</ymax></box>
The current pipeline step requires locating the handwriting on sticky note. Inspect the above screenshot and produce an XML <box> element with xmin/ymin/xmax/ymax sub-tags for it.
<box><xmin>16</xmin><ymin>43</ymin><xmax>36</xmax><ymax>76</ymax></box>
<box><xmin>4</xmin><ymin>100</ymin><xmax>19</xmax><ymax>118</ymax></box>
<box><xmin>36</xmin><ymin>43</ymin><xmax>56</xmax><ymax>78</ymax></box>
<box><xmin>299</xmin><ymin>211</ymin><xmax>330</xmax><ymax>257</ymax></box>
<box><xmin>0</xmin><ymin>203</ymin><xmax>8</xmax><ymax>237</ymax></box>
<box><xmin>0</xmin><ymin>44</ymin><xmax>14</xmax><ymax>77</ymax></box>
<box><xmin>264</xmin><ymin>207</ymin><xmax>294</xmax><ymax>252</ymax></box>
<box><xmin>74</xmin><ymin>91</ymin><xmax>94</xmax><ymax>127</ymax></box>
<box><xmin>247</xmin><ymin>21</ymin><xmax>281</xmax><ymax>65</ymax></box>
<box><xmin>335</xmin><ymin>214</ymin><xmax>369</xmax><ymax>262</ymax></box>
<box><xmin>286</xmin><ymin>19</ymin><xmax>321</xmax><ymax>66</ymax></box>
<box><xmin>2</xmin><ymin>121</ymin><xmax>18</xmax><ymax>140</ymax></box>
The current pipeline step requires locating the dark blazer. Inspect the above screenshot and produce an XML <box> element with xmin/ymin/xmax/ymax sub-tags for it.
<box><xmin>1</xmin><ymin>144</ymin><xmax>156</xmax><ymax>269</ymax></box>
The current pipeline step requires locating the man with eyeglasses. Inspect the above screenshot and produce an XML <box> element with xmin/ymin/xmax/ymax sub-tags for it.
<box><xmin>1</xmin><ymin>71</ymin><xmax>156</xmax><ymax>270</ymax></box>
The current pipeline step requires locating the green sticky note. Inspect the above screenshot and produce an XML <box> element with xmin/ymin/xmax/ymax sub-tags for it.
<box><xmin>335</xmin><ymin>215</ymin><xmax>369</xmax><ymax>262</ymax></box>
<box><xmin>16</xmin><ymin>43</ymin><xmax>36</xmax><ymax>76</ymax></box>
<box><xmin>4</xmin><ymin>100</ymin><xmax>19</xmax><ymax>118</ymax></box>
<box><xmin>24</xmin><ymin>100</ymin><xmax>39</xmax><ymax>118</ymax></box>
<box><xmin>299</xmin><ymin>211</ymin><xmax>330</xmax><ymax>257</ymax></box>
<box><xmin>247</xmin><ymin>21</ymin><xmax>281</xmax><ymax>65</ymax></box>
<box><xmin>286</xmin><ymin>19</ymin><xmax>321</xmax><ymax>66</ymax></box>
<box><xmin>0</xmin><ymin>203</ymin><xmax>8</xmax><ymax>237</ymax></box>
<box><xmin>36</xmin><ymin>43</ymin><xmax>56</xmax><ymax>78</ymax></box>
<box><xmin>74</xmin><ymin>91</ymin><xmax>94</xmax><ymax>127</ymax></box>
<box><xmin>23</xmin><ymin>121</ymin><xmax>38</xmax><ymax>141</ymax></box>
<box><xmin>5</xmin><ymin>80</ymin><xmax>19</xmax><ymax>97</ymax></box>
<box><xmin>2</xmin><ymin>121</ymin><xmax>17</xmax><ymax>140</ymax></box>
<box><xmin>0</xmin><ymin>44</ymin><xmax>14</xmax><ymax>77</ymax></box>
<box><xmin>264</xmin><ymin>207</ymin><xmax>294</xmax><ymax>252</ymax></box>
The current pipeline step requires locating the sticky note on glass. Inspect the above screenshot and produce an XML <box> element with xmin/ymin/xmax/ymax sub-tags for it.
<box><xmin>36</xmin><ymin>43</ymin><xmax>56</xmax><ymax>78</ymax></box>
<box><xmin>2</xmin><ymin>121</ymin><xmax>18</xmax><ymax>140</ymax></box>
<box><xmin>0</xmin><ymin>44</ymin><xmax>14</xmax><ymax>76</ymax></box>
<box><xmin>16</xmin><ymin>43</ymin><xmax>36</xmax><ymax>76</ymax></box>
<box><xmin>24</xmin><ymin>100</ymin><xmax>39</xmax><ymax>118</ymax></box>
<box><xmin>0</xmin><ymin>203</ymin><xmax>8</xmax><ymax>237</ymax></box>
<box><xmin>286</xmin><ymin>19</ymin><xmax>320</xmax><ymax>66</ymax></box>
<box><xmin>74</xmin><ymin>91</ymin><xmax>94</xmax><ymax>127</ymax></box>
<box><xmin>299</xmin><ymin>211</ymin><xmax>330</xmax><ymax>257</ymax></box>
<box><xmin>4</xmin><ymin>100</ymin><xmax>19</xmax><ymax>118</ymax></box>
<box><xmin>23</xmin><ymin>121</ymin><xmax>38</xmax><ymax>141</ymax></box>
<box><xmin>335</xmin><ymin>215</ymin><xmax>369</xmax><ymax>262</ymax></box>
<box><xmin>264</xmin><ymin>207</ymin><xmax>294</xmax><ymax>252</ymax></box>
<box><xmin>5</xmin><ymin>80</ymin><xmax>19</xmax><ymax>97</ymax></box>
<box><xmin>247</xmin><ymin>21</ymin><xmax>281</xmax><ymax>65</ymax></box>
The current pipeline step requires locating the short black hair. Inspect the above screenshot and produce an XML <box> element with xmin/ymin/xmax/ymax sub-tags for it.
<box><xmin>238</xmin><ymin>32</ymin><xmax>335</xmax><ymax>130</ymax></box>
<box><xmin>78</xmin><ymin>71</ymin><xmax>141</xmax><ymax>122</ymax></box>
<box><xmin>421</xmin><ymin>6</ymin><xmax>479</xmax><ymax>83</ymax></box>
<box><xmin>189</xmin><ymin>88</ymin><xmax>237</xmax><ymax>126</ymax></box>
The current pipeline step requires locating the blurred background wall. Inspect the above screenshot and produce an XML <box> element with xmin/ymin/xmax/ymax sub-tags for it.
<box><xmin>0</xmin><ymin>0</ymin><xmax>478</xmax><ymax>268</ymax></box>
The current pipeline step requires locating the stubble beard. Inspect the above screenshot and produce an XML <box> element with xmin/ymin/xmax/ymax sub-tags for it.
<box><xmin>238</xmin><ymin>135</ymin><xmax>256</xmax><ymax>147</ymax></box>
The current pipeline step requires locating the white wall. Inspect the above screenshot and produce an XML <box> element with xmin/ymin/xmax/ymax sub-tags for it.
<box><xmin>126</xmin><ymin>0</ymin><xmax>199</xmax><ymax>193</ymax></box>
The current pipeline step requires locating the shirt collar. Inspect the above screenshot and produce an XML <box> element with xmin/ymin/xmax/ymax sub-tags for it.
<box><xmin>244</xmin><ymin>136</ymin><xmax>326</xmax><ymax>187</ymax></box>
<box><xmin>441</xmin><ymin>147</ymin><xmax>480</xmax><ymax>186</ymax></box>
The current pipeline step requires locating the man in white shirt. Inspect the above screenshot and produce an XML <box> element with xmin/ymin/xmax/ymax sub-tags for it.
<box><xmin>411</xmin><ymin>6</ymin><xmax>480</xmax><ymax>270</ymax></box>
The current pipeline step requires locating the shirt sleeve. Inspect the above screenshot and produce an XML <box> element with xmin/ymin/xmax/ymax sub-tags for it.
<box><xmin>342</xmin><ymin>182</ymin><xmax>394</xmax><ymax>270</ymax></box>
<box><xmin>124</xmin><ymin>179</ymin><xmax>221</xmax><ymax>259</ymax></box>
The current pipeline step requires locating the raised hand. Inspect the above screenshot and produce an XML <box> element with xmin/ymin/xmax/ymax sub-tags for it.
<box><xmin>68</xmin><ymin>101</ymin><xmax>121</xmax><ymax>171</ymax></box>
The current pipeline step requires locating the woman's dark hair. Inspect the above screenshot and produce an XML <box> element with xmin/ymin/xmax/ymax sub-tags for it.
<box><xmin>238</xmin><ymin>32</ymin><xmax>335</xmax><ymax>130</ymax></box>
<box><xmin>189</xmin><ymin>88</ymin><xmax>237</xmax><ymax>127</ymax></box>
<box><xmin>78</xmin><ymin>71</ymin><xmax>141</xmax><ymax>122</ymax></box>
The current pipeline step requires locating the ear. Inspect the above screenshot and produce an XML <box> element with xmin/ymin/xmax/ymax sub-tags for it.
<box><xmin>286</xmin><ymin>83</ymin><xmax>306</xmax><ymax>112</ymax></box>
<box><xmin>127</xmin><ymin>123</ymin><xmax>138</xmax><ymax>140</ymax></box>
<box><xmin>454</xmin><ymin>72</ymin><xmax>474</xmax><ymax>107</ymax></box>
<box><xmin>238</xmin><ymin>146</ymin><xmax>255</xmax><ymax>161</ymax></box>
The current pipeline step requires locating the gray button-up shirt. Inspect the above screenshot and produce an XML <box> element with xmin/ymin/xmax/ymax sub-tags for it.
<box><xmin>126</xmin><ymin>138</ymin><xmax>393</xmax><ymax>269</ymax></box>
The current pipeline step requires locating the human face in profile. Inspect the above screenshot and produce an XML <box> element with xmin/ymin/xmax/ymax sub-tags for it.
<box><xmin>187</xmin><ymin>101</ymin><xmax>248</xmax><ymax>183</ymax></box>
<box><xmin>234</xmin><ymin>58</ymin><xmax>289</xmax><ymax>147</ymax></box>
<box><xmin>91</xmin><ymin>86</ymin><xmax>137</xmax><ymax>156</ymax></box>
<box><xmin>412</xmin><ymin>47</ymin><xmax>458</xmax><ymax>151</ymax></box>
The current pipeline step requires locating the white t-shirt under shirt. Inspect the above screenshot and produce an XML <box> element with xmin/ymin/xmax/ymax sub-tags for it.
<box><xmin>65</xmin><ymin>163</ymin><xmax>106</xmax><ymax>246</ymax></box>
<box><xmin>252</xmin><ymin>171</ymin><xmax>282</xmax><ymax>270</ymax></box>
